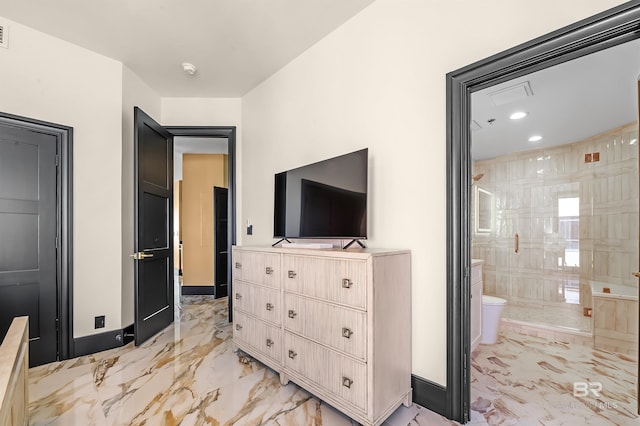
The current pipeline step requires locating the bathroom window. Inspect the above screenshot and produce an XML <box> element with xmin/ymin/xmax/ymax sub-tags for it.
<box><xmin>558</xmin><ymin>197</ymin><xmax>579</xmax><ymax>267</ymax></box>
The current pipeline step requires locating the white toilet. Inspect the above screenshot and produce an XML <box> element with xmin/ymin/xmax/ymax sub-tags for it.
<box><xmin>481</xmin><ymin>295</ymin><xmax>507</xmax><ymax>344</ymax></box>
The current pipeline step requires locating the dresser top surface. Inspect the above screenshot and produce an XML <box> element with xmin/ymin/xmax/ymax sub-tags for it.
<box><xmin>233</xmin><ymin>245</ymin><xmax>409</xmax><ymax>259</ymax></box>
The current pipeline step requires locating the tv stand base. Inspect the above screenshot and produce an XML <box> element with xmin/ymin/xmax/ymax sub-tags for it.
<box><xmin>343</xmin><ymin>239</ymin><xmax>366</xmax><ymax>249</ymax></box>
<box><xmin>272</xmin><ymin>238</ymin><xmax>292</xmax><ymax>247</ymax></box>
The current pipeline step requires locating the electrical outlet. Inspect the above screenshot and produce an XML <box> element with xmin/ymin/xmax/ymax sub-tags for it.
<box><xmin>95</xmin><ymin>315</ymin><xmax>105</xmax><ymax>329</ymax></box>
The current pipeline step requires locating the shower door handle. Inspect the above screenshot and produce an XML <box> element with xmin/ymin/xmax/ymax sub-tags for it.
<box><xmin>514</xmin><ymin>233</ymin><xmax>519</xmax><ymax>254</ymax></box>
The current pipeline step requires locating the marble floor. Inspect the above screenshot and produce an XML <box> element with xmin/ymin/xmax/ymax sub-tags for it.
<box><xmin>28</xmin><ymin>296</ymin><xmax>639</xmax><ymax>425</ymax></box>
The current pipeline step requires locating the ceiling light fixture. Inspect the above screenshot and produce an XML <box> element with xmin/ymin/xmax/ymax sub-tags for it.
<box><xmin>181</xmin><ymin>62</ymin><xmax>197</xmax><ymax>76</ymax></box>
<box><xmin>509</xmin><ymin>111</ymin><xmax>528</xmax><ymax>120</ymax></box>
<box><xmin>528</xmin><ymin>135</ymin><xmax>543</xmax><ymax>142</ymax></box>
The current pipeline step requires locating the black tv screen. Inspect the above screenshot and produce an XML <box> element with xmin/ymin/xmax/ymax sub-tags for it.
<box><xmin>274</xmin><ymin>148</ymin><xmax>368</xmax><ymax>239</ymax></box>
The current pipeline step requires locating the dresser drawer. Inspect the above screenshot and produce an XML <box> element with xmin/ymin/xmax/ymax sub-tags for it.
<box><xmin>233</xmin><ymin>250</ymin><xmax>281</xmax><ymax>288</ymax></box>
<box><xmin>284</xmin><ymin>293</ymin><xmax>366</xmax><ymax>360</ymax></box>
<box><xmin>233</xmin><ymin>311</ymin><xmax>282</xmax><ymax>363</ymax></box>
<box><xmin>284</xmin><ymin>332</ymin><xmax>366</xmax><ymax>411</ymax></box>
<box><xmin>234</xmin><ymin>281</ymin><xmax>281</xmax><ymax>325</ymax></box>
<box><xmin>283</xmin><ymin>255</ymin><xmax>366</xmax><ymax>309</ymax></box>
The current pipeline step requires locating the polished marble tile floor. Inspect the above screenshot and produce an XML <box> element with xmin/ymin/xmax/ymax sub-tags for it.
<box><xmin>29</xmin><ymin>296</ymin><xmax>639</xmax><ymax>425</ymax></box>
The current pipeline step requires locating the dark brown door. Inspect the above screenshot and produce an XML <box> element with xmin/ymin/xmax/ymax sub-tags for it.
<box><xmin>214</xmin><ymin>186</ymin><xmax>228</xmax><ymax>298</ymax></box>
<box><xmin>133</xmin><ymin>107</ymin><xmax>174</xmax><ymax>345</ymax></box>
<box><xmin>0</xmin><ymin>124</ymin><xmax>58</xmax><ymax>366</ymax></box>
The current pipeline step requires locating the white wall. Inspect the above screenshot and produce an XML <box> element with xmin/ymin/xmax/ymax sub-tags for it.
<box><xmin>0</xmin><ymin>17</ymin><xmax>125</xmax><ymax>337</ymax></box>
<box><xmin>121</xmin><ymin>67</ymin><xmax>161</xmax><ymax>327</ymax></box>
<box><xmin>161</xmin><ymin>98</ymin><xmax>242</xmax><ymax>127</ymax></box>
<box><xmin>240</xmin><ymin>0</ymin><xmax>627</xmax><ymax>385</ymax></box>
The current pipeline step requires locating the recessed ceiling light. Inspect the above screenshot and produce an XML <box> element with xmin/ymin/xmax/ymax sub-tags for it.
<box><xmin>509</xmin><ymin>111</ymin><xmax>528</xmax><ymax>120</ymax></box>
<box><xmin>528</xmin><ymin>135</ymin><xmax>542</xmax><ymax>142</ymax></box>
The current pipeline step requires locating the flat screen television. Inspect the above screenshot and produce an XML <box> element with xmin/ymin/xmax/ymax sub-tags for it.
<box><xmin>274</xmin><ymin>148</ymin><xmax>368</xmax><ymax>243</ymax></box>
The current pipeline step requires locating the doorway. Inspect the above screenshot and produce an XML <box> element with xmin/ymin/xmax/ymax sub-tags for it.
<box><xmin>443</xmin><ymin>3</ymin><xmax>640</xmax><ymax>423</ymax></box>
<box><xmin>133</xmin><ymin>110</ymin><xmax>237</xmax><ymax>346</ymax></box>
<box><xmin>0</xmin><ymin>112</ymin><xmax>72</xmax><ymax>367</ymax></box>
<box><xmin>165</xmin><ymin>126</ymin><xmax>237</xmax><ymax>322</ymax></box>
<box><xmin>174</xmin><ymin>139</ymin><xmax>230</xmax><ymax>299</ymax></box>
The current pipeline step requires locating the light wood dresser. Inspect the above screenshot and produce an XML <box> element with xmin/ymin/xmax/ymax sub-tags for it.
<box><xmin>232</xmin><ymin>246</ymin><xmax>412</xmax><ymax>426</ymax></box>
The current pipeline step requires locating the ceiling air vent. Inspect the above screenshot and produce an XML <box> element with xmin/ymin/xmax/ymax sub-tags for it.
<box><xmin>0</xmin><ymin>22</ymin><xmax>7</xmax><ymax>49</ymax></box>
<box><xmin>488</xmin><ymin>81</ymin><xmax>533</xmax><ymax>106</ymax></box>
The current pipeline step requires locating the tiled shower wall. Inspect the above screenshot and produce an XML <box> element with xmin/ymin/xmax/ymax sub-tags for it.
<box><xmin>472</xmin><ymin>122</ymin><xmax>638</xmax><ymax>315</ymax></box>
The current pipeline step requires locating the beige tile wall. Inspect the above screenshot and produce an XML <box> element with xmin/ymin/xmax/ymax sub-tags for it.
<box><xmin>472</xmin><ymin>123</ymin><xmax>638</xmax><ymax>314</ymax></box>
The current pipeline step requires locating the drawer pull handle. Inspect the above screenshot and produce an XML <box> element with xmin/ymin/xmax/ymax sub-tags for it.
<box><xmin>288</xmin><ymin>350</ymin><xmax>297</xmax><ymax>359</ymax></box>
<box><xmin>342</xmin><ymin>327</ymin><xmax>353</xmax><ymax>339</ymax></box>
<box><xmin>266</xmin><ymin>303</ymin><xmax>274</xmax><ymax>311</ymax></box>
<box><xmin>235</xmin><ymin>293</ymin><xmax>242</xmax><ymax>300</ymax></box>
<box><xmin>288</xmin><ymin>310</ymin><xmax>297</xmax><ymax>319</ymax></box>
<box><xmin>266</xmin><ymin>338</ymin><xmax>274</xmax><ymax>348</ymax></box>
<box><xmin>288</xmin><ymin>270</ymin><xmax>297</xmax><ymax>278</ymax></box>
<box><xmin>235</xmin><ymin>262</ymin><xmax>242</xmax><ymax>269</ymax></box>
<box><xmin>342</xmin><ymin>278</ymin><xmax>353</xmax><ymax>289</ymax></box>
<box><xmin>266</xmin><ymin>267</ymin><xmax>274</xmax><ymax>275</ymax></box>
<box><xmin>342</xmin><ymin>377</ymin><xmax>353</xmax><ymax>389</ymax></box>
<box><xmin>235</xmin><ymin>324</ymin><xmax>242</xmax><ymax>331</ymax></box>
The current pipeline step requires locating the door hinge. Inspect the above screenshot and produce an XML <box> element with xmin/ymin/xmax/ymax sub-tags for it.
<box><xmin>55</xmin><ymin>236</ymin><xmax>59</xmax><ymax>249</ymax></box>
<box><xmin>55</xmin><ymin>155</ymin><xmax>60</xmax><ymax>167</ymax></box>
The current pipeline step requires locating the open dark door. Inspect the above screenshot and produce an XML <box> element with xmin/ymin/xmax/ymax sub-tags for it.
<box><xmin>214</xmin><ymin>186</ymin><xmax>228</xmax><ymax>298</ymax></box>
<box><xmin>133</xmin><ymin>107</ymin><xmax>174</xmax><ymax>346</ymax></box>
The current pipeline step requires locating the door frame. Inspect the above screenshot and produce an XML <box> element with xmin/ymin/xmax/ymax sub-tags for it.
<box><xmin>165</xmin><ymin>126</ymin><xmax>237</xmax><ymax>322</ymax></box>
<box><xmin>441</xmin><ymin>2</ymin><xmax>640</xmax><ymax>423</ymax></box>
<box><xmin>0</xmin><ymin>111</ymin><xmax>73</xmax><ymax>361</ymax></box>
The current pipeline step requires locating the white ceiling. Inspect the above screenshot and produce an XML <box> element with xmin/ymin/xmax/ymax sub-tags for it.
<box><xmin>0</xmin><ymin>0</ymin><xmax>375</xmax><ymax>97</ymax></box>
<box><xmin>174</xmin><ymin>137</ymin><xmax>227</xmax><ymax>154</ymax></box>
<box><xmin>472</xmin><ymin>38</ymin><xmax>640</xmax><ymax>161</ymax></box>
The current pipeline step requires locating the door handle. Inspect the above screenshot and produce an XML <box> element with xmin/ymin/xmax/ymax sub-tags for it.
<box><xmin>514</xmin><ymin>233</ymin><xmax>519</xmax><ymax>254</ymax></box>
<box><xmin>131</xmin><ymin>252</ymin><xmax>154</xmax><ymax>260</ymax></box>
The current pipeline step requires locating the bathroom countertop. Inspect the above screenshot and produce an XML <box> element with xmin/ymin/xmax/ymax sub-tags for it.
<box><xmin>471</xmin><ymin>259</ymin><xmax>484</xmax><ymax>266</ymax></box>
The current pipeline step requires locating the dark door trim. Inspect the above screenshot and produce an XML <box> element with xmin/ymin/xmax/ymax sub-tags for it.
<box><xmin>213</xmin><ymin>186</ymin><xmax>229</xmax><ymax>299</ymax></box>
<box><xmin>442</xmin><ymin>2</ymin><xmax>640</xmax><ymax>423</ymax></box>
<box><xmin>164</xmin><ymin>126</ymin><xmax>237</xmax><ymax>322</ymax></box>
<box><xmin>0</xmin><ymin>111</ymin><xmax>73</xmax><ymax>361</ymax></box>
